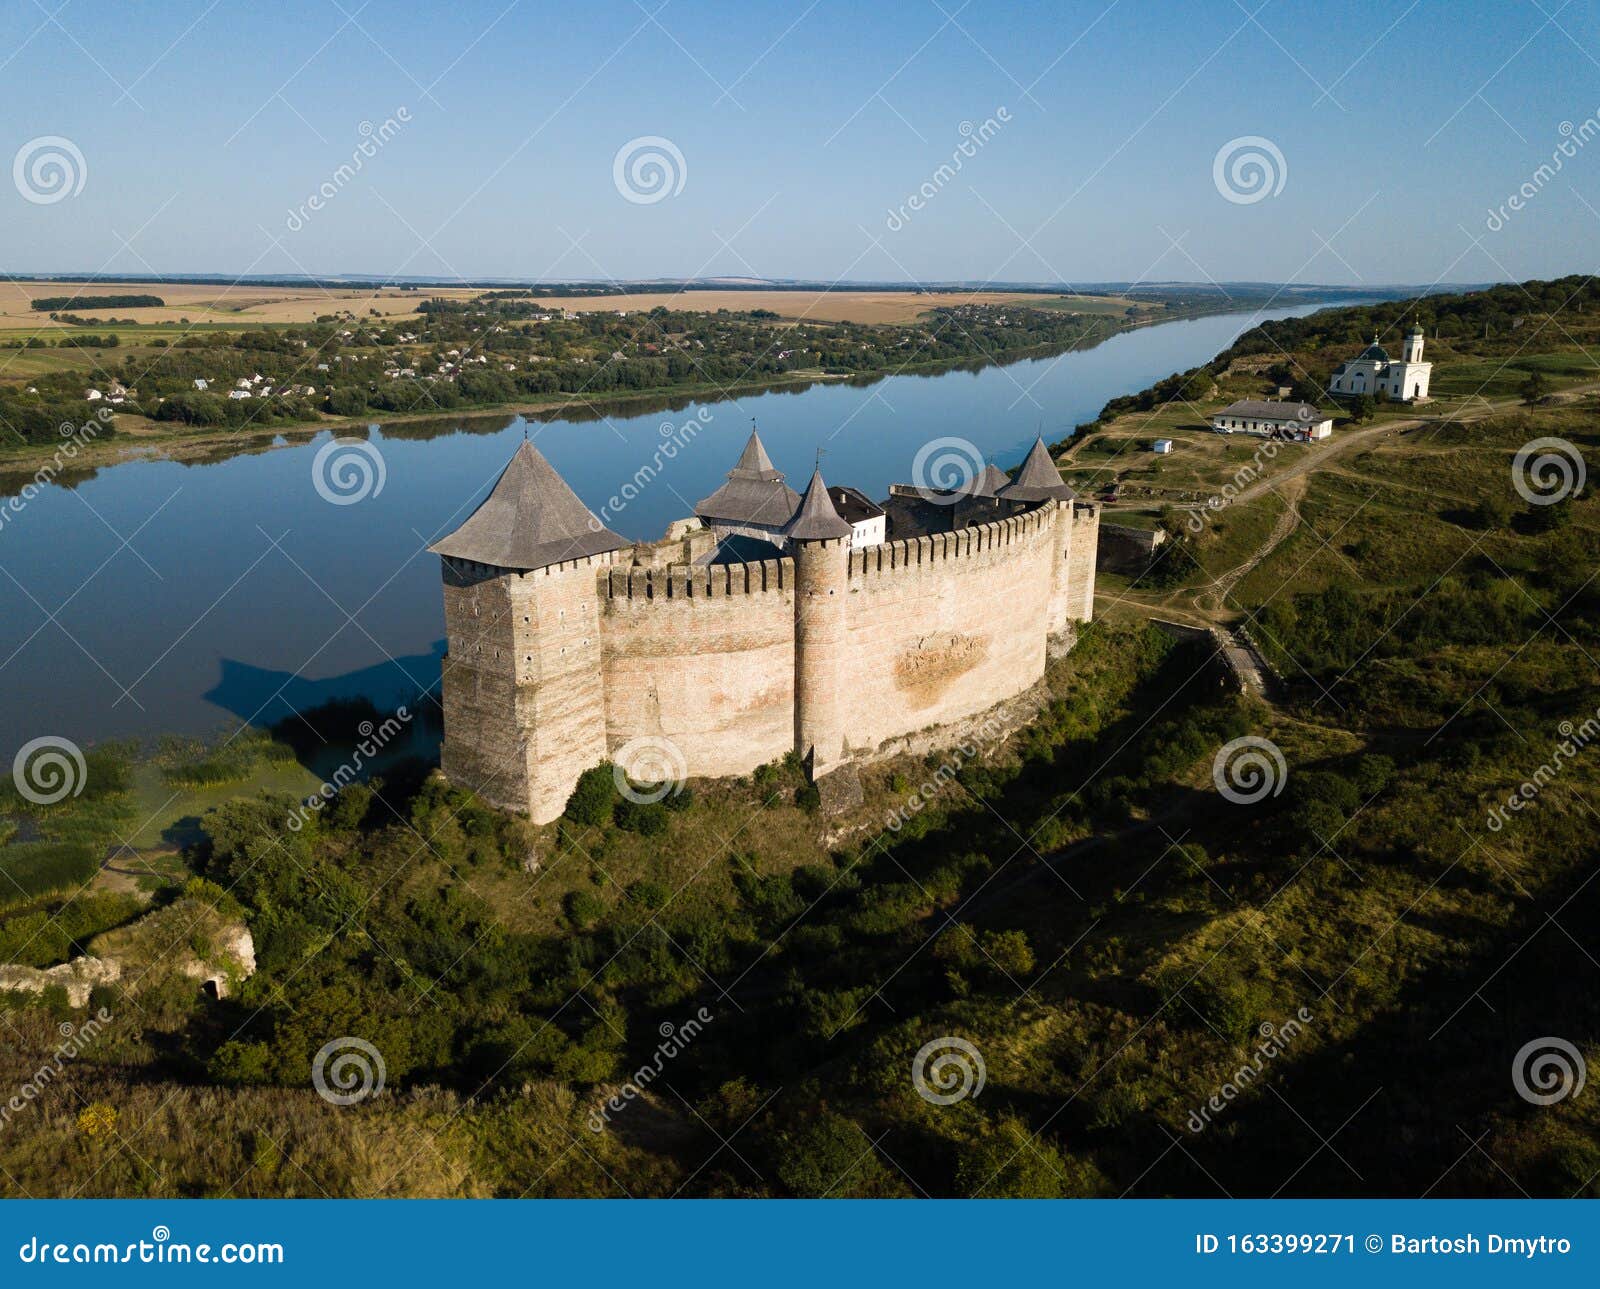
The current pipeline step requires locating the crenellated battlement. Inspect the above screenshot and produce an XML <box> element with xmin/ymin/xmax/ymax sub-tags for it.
<box><xmin>600</xmin><ymin>556</ymin><xmax>796</xmax><ymax>602</ymax></box>
<box><xmin>847</xmin><ymin>502</ymin><xmax>1055</xmax><ymax>579</ymax></box>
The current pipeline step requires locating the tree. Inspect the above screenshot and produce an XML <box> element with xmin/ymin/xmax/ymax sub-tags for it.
<box><xmin>1524</xmin><ymin>497</ymin><xmax>1573</xmax><ymax>533</ymax></box>
<box><xmin>564</xmin><ymin>764</ymin><xmax>617</xmax><ymax>826</ymax></box>
<box><xmin>326</xmin><ymin>387</ymin><xmax>369</xmax><ymax>416</ymax></box>
<box><xmin>1349</xmin><ymin>394</ymin><xmax>1376</xmax><ymax>423</ymax></box>
<box><xmin>955</xmin><ymin>1116</ymin><xmax>1105</xmax><ymax>1197</ymax></box>
<box><xmin>1520</xmin><ymin>371</ymin><xmax>1550</xmax><ymax>406</ymax></box>
<box><xmin>769</xmin><ymin>1110</ymin><xmax>895</xmax><ymax>1198</ymax></box>
<box><xmin>1470</xmin><ymin>494</ymin><xmax>1516</xmax><ymax>530</ymax></box>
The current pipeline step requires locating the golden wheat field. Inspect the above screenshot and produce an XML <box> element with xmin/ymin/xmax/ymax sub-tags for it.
<box><xmin>525</xmin><ymin>288</ymin><xmax>1131</xmax><ymax>323</ymax></box>
<box><xmin>0</xmin><ymin>280</ymin><xmax>467</xmax><ymax>327</ymax></box>
<box><xmin>0</xmin><ymin>281</ymin><xmax>1130</xmax><ymax>329</ymax></box>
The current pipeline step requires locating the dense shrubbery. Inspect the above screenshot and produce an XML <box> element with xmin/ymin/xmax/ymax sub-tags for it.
<box><xmin>33</xmin><ymin>295</ymin><xmax>163</xmax><ymax>311</ymax></box>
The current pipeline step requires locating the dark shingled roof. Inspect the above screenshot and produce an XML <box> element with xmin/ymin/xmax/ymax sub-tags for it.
<box><xmin>1214</xmin><ymin>399</ymin><xmax>1328</xmax><ymax>422</ymax></box>
<box><xmin>997</xmin><ymin>437</ymin><xmax>1075</xmax><ymax>504</ymax></box>
<box><xmin>785</xmin><ymin>469</ymin><xmax>854</xmax><ymax>540</ymax></box>
<box><xmin>429</xmin><ymin>441</ymin><xmax>629</xmax><ymax>570</ymax></box>
<box><xmin>963</xmin><ymin>463</ymin><xmax>1012</xmax><ymax>499</ymax></box>
<box><xmin>695</xmin><ymin>428</ymin><xmax>801</xmax><ymax>527</ymax></box>
<box><xmin>827</xmin><ymin>485</ymin><xmax>884</xmax><ymax>523</ymax></box>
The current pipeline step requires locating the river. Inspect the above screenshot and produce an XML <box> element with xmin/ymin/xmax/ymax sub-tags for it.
<box><xmin>0</xmin><ymin>299</ymin><xmax>1360</xmax><ymax>750</ymax></box>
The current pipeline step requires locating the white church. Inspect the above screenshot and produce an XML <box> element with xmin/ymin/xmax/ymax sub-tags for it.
<box><xmin>1329</xmin><ymin>329</ymin><xmax>1432</xmax><ymax>402</ymax></box>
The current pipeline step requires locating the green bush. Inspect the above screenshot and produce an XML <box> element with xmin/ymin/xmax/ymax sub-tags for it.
<box><xmin>626</xmin><ymin>880</ymin><xmax>668</xmax><ymax>910</ymax></box>
<box><xmin>565</xmin><ymin>765</ymin><xmax>618</xmax><ymax>827</ymax></box>
<box><xmin>613</xmin><ymin>799</ymin><xmax>668</xmax><ymax>835</ymax></box>
<box><xmin>564</xmin><ymin>890</ymin><xmax>605</xmax><ymax>929</ymax></box>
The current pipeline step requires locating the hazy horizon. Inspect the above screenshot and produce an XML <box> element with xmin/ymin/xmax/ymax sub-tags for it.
<box><xmin>6</xmin><ymin>0</ymin><xmax>1597</xmax><ymax>286</ymax></box>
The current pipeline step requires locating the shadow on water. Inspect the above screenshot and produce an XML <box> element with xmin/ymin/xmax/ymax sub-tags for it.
<box><xmin>203</xmin><ymin>641</ymin><xmax>446</xmax><ymax>727</ymax></box>
<box><xmin>202</xmin><ymin>643</ymin><xmax>445</xmax><ymax>785</ymax></box>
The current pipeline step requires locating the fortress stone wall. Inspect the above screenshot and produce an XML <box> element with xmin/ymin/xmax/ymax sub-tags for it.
<box><xmin>439</xmin><ymin>497</ymin><xmax>1099</xmax><ymax>824</ymax></box>
<box><xmin>601</xmin><ymin>558</ymin><xmax>798</xmax><ymax>777</ymax></box>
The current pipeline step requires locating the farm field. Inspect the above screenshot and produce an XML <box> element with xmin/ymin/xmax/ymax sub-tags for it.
<box><xmin>0</xmin><ymin>280</ymin><xmax>1134</xmax><ymax>330</ymax></box>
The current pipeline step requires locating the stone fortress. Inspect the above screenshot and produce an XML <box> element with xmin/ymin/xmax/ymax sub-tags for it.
<box><xmin>430</xmin><ymin>428</ymin><xmax>1100</xmax><ymax>823</ymax></box>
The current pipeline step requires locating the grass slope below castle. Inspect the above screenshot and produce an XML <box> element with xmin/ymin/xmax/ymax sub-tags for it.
<box><xmin>2</xmin><ymin>276</ymin><xmax>1595</xmax><ymax>1198</ymax></box>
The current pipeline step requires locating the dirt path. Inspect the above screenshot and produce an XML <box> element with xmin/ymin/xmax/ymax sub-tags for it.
<box><xmin>1201</xmin><ymin>473</ymin><xmax>1306</xmax><ymax>614</ymax></box>
<box><xmin>1105</xmin><ymin>379</ymin><xmax>1600</xmax><ymax>632</ymax></box>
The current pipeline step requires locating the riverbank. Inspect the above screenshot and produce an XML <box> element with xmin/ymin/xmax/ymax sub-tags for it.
<box><xmin>0</xmin><ymin>295</ymin><xmax>1359</xmax><ymax>478</ymax></box>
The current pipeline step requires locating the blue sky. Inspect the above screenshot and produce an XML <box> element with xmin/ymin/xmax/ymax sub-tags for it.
<box><xmin>5</xmin><ymin>0</ymin><xmax>1599</xmax><ymax>284</ymax></box>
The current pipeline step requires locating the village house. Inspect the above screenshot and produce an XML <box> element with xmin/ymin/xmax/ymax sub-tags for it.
<box><xmin>827</xmin><ymin>485</ymin><xmax>887</xmax><ymax>549</ymax></box>
<box><xmin>1210</xmin><ymin>399</ymin><xmax>1333</xmax><ymax>439</ymax></box>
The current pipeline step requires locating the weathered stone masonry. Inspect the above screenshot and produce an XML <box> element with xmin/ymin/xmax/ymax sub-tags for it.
<box><xmin>434</xmin><ymin>442</ymin><xmax>1098</xmax><ymax>824</ymax></box>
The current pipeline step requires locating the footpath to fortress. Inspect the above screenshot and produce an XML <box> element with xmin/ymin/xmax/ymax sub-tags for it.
<box><xmin>429</xmin><ymin>429</ymin><xmax>1100</xmax><ymax>823</ymax></box>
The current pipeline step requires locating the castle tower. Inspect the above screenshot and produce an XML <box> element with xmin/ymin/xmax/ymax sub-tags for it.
<box><xmin>430</xmin><ymin>442</ymin><xmax>630</xmax><ymax>823</ymax></box>
<box><xmin>785</xmin><ymin>468</ymin><xmax>853</xmax><ymax>777</ymax></box>
<box><xmin>694</xmin><ymin>426</ymin><xmax>800</xmax><ymax>546</ymax></box>
<box><xmin>1402</xmin><ymin>328</ymin><xmax>1424</xmax><ymax>363</ymax></box>
<box><xmin>998</xmin><ymin>436</ymin><xmax>1079</xmax><ymax>639</ymax></box>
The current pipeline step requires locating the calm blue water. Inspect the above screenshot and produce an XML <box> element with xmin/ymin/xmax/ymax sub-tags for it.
<box><xmin>0</xmin><ymin>301</ymin><xmax>1352</xmax><ymax>749</ymax></box>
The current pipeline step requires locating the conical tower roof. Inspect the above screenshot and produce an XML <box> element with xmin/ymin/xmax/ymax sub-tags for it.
<box><xmin>963</xmin><ymin>462</ymin><xmax>1012</xmax><ymax>499</ymax></box>
<box><xmin>997</xmin><ymin>437</ymin><xmax>1075</xmax><ymax>503</ymax></box>
<box><xmin>695</xmin><ymin>427</ymin><xmax>800</xmax><ymax>526</ymax></box>
<box><xmin>429</xmin><ymin>440</ymin><xmax>630</xmax><ymax>570</ymax></box>
<box><xmin>733</xmin><ymin>428</ymin><xmax>781</xmax><ymax>478</ymax></box>
<box><xmin>784</xmin><ymin>468</ymin><xmax>853</xmax><ymax>540</ymax></box>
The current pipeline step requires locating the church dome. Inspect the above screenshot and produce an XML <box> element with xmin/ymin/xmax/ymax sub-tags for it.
<box><xmin>1359</xmin><ymin>342</ymin><xmax>1390</xmax><ymax>361</ymax></box>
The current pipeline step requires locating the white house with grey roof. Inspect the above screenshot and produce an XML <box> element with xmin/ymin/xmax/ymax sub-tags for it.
<box><xmin>1210</xmin><ymin>400</ymin><xmax>1333</xmax><ymax>439</ymax></box>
